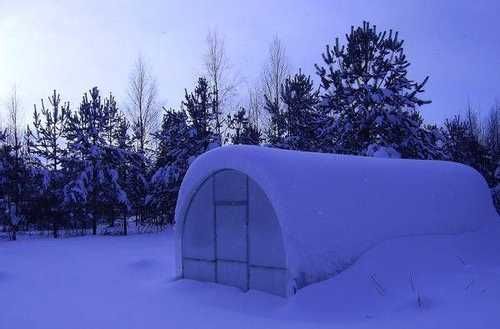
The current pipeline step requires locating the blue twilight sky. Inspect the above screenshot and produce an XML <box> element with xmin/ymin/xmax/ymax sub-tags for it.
<box><xmin>0</xmin><ymin>0</ymin><xmax>499</xmax><ymax>126</ymax></box>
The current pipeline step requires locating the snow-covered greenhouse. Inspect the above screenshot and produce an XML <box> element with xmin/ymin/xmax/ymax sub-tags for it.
<box><xmin>174</xmin><ymin>146</ymin><xmax>496</xmax><ymax>297</ymax></box>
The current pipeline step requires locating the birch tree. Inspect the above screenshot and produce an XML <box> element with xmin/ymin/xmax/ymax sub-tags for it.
<box><xmin>127</xmin><ymin>56</ymin><xmax>160</xmax><ymax>153</ymax></box>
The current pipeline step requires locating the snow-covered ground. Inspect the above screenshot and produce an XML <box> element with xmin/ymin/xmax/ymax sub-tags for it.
<box><xmin>1</xmin><ymin>222</ymin><xmax>500</xmax><ymax>329</ymax></box>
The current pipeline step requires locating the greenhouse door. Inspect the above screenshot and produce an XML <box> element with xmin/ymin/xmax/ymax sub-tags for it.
<box><xmin>216</xmin><ymin>205</ymin><xmax>248</xmax><ymax>290</ymax></box>
<box><xmin>214</xmin><ymin>170</ymin><xmax>249</xmax><ymax>290</ymax></box>
<box><xmin>182</xmin><ymin>169</ymin><xmax>288</xmax><ymax>295</ymax></box>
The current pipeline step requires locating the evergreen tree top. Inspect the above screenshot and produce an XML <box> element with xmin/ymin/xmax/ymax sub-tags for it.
<box><xmin>315</xmin><ymin>21</ymin><xmax>430</xmax><ymax>112</ymax></box>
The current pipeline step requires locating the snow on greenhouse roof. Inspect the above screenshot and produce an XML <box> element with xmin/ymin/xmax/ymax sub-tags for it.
<box><xmin>175</xmin><ymin>145</ymin><xmax>497</xmax><ymax>285</ymax></box>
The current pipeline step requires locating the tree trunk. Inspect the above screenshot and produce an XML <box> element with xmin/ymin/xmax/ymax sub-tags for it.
<box><xmin>53</xmin><ymin>222</ymin><xmax>58</xmax><ymax>239</ymax></box>
<box><xmin>92</xmin><ymin>219</ymin><xmax>97</xmax><ymax>235</ymax></box>
<box><xmin>123</xmin><ymin>213</ymin><xmax>128</xmax><ymax>236</ymax></box>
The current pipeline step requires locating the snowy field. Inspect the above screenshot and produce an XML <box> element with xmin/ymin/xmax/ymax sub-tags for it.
<box><xmin>1</xmin><ymin>222</ymin><xmax>500</xmax><ymax>329</ymax></box>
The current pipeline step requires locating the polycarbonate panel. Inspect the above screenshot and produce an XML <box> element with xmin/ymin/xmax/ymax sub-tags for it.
<box><xmin>182</xmin><ymin>170</ymin><xmax>289</xmax><ymax>297</ymax></box>
<box><xmin>217</xmin><ymin>260</ymin><xmax>248</xmax><ymax>290</ymax></box>
<box><xmin>216</xmin><ymin>205</ymin><xmax>247</xmax><ymax>261</ymax></box>
<box><xmin>183</xmin><ymin>177</ymin><xmax>215</xmax><ymax>260</ymax></box>
<box><xmin>214</xmin><ymin>170</ymin><xmax>247</xmax><ymax>202</ymax></box>
<box><xmin>248</xmin><ymin>178</ymin><xmax>286</xmax><ymax>268</ymax></box>
<box><xmin>249</xmin><ymin>267</ymin><xmax>287</xmax><ymax>297</ymax></box>
<box><xmin>183</xmin><ymin>259</ymin><xmax>216</xmax><ymax>282</ymax></box>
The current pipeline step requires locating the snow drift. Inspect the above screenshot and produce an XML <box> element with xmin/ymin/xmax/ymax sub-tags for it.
<box><xmin>175</xmin><ymin>145</ymin><xmax>497</xmax><ymax>294</ymax></box>
<box><xmin>3</xmin><ymin>222</ymin><xmax>500</xmax><ymax>329</ymax></box>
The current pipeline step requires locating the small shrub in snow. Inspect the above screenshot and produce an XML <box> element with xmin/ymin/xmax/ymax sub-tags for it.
<box><xmin>369</xmin><ymin>274</ymin><xmax>386</xmax><ymax>296</ymax></box>
<box><xmin>409</xmin><ymin>272</ymin><xmax>423</xmax><ymax>309</ymax></box>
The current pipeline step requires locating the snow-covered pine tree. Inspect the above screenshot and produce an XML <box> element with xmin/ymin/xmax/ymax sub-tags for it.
<box><xmin>153</xmin><ymin>110</ymin><xmax>189</xmax><ymax>170</ymax></box>
<box><xmin>0</xmin><ymin>129</ymin><xmax>36</xmax><ymax>240</ymax></box>
<box><xmin>443</xmin><ymin>114</ymin><xmax>493</xmax><ymax>183</ymax></box>
<box><xmin>26</xmin><ymin>90</ymin><xmax>70</xmax><ymax>237</ymax></box>
<box><xmin>278</xmin><ymin>70</ymin><xmax>321</xmax><ymax>151</ymax></box>
<box><xmin>493</xmin><ymin>162</ymin><xmax>500</xmax><ymax>213</ymax></box>
<box><xmin>64</xmin><ymin>87</ymin><xmax>129</xmax><ymax>235</ymax></box>
<box><xmin>147</xmin><ymin>74</ymin><xmax>267</xmax><ymax>229</ymax></box>
<box><xmin>0</xmin><ymin>89</ymin><xmax>37</xmax><ymax>240</ymax></box>
<box><xmin>183</xmin><ymin>77</ymin><xmax>221</xmax><ymax>152</ymax></box>
<box><xmin>116</xmin><ymin>116</ymin><xmax>134</xmax><ymax>151</ymax></box>
<box><xmin>114</xmin><ymin>116</ymin><xmax>147</xmax><ymax>234</ymax></box>
<box><xmin>315</xmin><ymin>21</ymin><xmax>445</xmax><ymax>159</ymax></box>
<box><xmin>485</xmin><ymin>105</ymin><xmax>500</xmax><ymax>174</ymax></box>
<box><xmin>102</xmin><ymin>93</ymin><xmax>122</xmax><ymax>147</ymax></box>
<box><xmin>148</xmin><ymin>109</ymin><xmax>193</xmax><ymax>225</ymax></box>
<box><xmin>27</xmin><ymin>90</ymin><xmax>70</xmax><ymax>170</ymax></box>
<box><xmin>484</xmin><ymin>105</ymin><xmax>500</xmax><ymax>212</ymax></box>
<box><xmin>226</xmin><ymin>108</ymin><xmax>261</xmax><ymax>145</ymax></box>
<box><xmin>263</xmin><ymin>91</ymin><xmax>286</xmax><ymax>147</ymax></box>
<box><xmin>147</xmin><ymin>78</ymin><xmax>222</xmax><ymax>227</ymax></box>
<box><xmin>102</xmin><ymin>95</ymin><xmax>141</xmax><ymax>232</ymax></box>
<box><xmin>0</xmin><ymin>130</ymin><xmax>9</xmax><ymax>235</ymax></box>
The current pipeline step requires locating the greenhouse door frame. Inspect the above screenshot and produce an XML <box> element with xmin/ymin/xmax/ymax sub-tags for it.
<box><xmin>182</xmin><ymin>170</ymin><xmax>289</xmax><ymax>295</ymax></box>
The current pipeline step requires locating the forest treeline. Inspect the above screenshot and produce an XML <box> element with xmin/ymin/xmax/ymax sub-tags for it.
<box><xmin>1</xmin><ymin>22</ymin><xmax>498</xmax><ymax>240</ymax></box>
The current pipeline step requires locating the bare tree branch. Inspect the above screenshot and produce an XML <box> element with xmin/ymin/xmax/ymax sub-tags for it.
<box><xmin>247</xmin><ymin>84</ymin><xmax>263</xmax><ymax>130</ymax></box>
<box><xmin>262</xmin><ymin>36</ymin><xmax>289</xmax><ymax>112</ymax></box>
<box><xmin>204</xmin><ymin>29</ymin><xmax>238</xmax><ymax>138</ymax></box>
<box><xmin>127</xmin><ymin>56</ymin><xmax>160</xmax><ymax>153</ymax></box>
<box><xmin>7</xmin><ymin>86</ymin><xmax>23</xmax><ymax>155</ymax></box>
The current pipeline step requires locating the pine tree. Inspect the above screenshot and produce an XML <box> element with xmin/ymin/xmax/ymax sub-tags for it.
<box><xmin>154</xmin><ymin>109</ymin><xmax>192</xmax><ymax>170</ymax></box>
<box><xmin>0</xmin><ymin>88</ymin><xmax>33</xmax><ymax>240</ymax></box>
<box><xmin>264</xmin><ymin>92</ymin><xmax>286</xmax><ymax>146</ymax></box>
<box><xmin>115</xmin><ymin>116</ymin><xmax>147</xmax><ymax>234</ymax></box>
<box><xmin>64</xmin><ymin>87</ymin><xmax>129</xmax><ymax>235</ymax></box>
<box><xmin>116</xmin><ymin>116</ymin><xmax>134</xmax><ymax>151</ymax></box>
<box><xmin>443</xmin><ymin>114</ymin><xmax>493</xmax><ymax>183</ymax></box>
<box><xmin>147</xmin><ymin>77</ymin><xmax>222</xmax><ymax>227</ymax></box>
<box><xmin>27</xmin><ymin>90</ymin><xmax>70</xmax><ymax>170</ymax></box>
<box><xmin>148</xmin><ymin>109</ymin><xmax>193</xmax><ymax>225</ymax></box>
<box><xmin>493</xmin><ymin>162</ymin><xmax>500</xmax><ymax>213</ymax></box>
<box><xmin>183</xmin><ymin>77</ymin><xmax>221</xmax><ymax>152</ymax></box>
<box><xmin>0</xmin><ymin>131</ymin><xmax>12</xmax><ymax>236</ymax></box>
<box><xmin>485</xmin><ymin>105</ymin><xmax>500</xmax><ymax>167</ymax></box>
<box><xmin>484</xmin><ymin>105</ymin><xmax>500</xmax><ymax>212</ymax></box>
<box><xmin>279</xmin><ymin>70</ymin><xmax>321</xmax><ymax>151</ymax></box>
<box><xmin>315</xmin><ymin>21</ymin><xmax>445</xmax><ymax>159</ymax></box>
<box><xmin>226</xmin><ymin>108</ymin><xmax>261</xmax><ymax>145</ymax></box>
<box><xmin>0</xmin><ymin>131</ymin><xmax>6</xmax><ymax>226</ymax></box>
<box><xmin>0</xmin><ymin>130</ymin><xmax>34</xmax><ymax>240</ymax></box>
<box><xmin>26</xmin><ymin>90</ymin><xmax>70</xmax><ymax>237</ymax></box>
<box><xmin>102</xmin><ymin>94</ymin><xmax>122</xmax><ymax>147</ymax></box>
